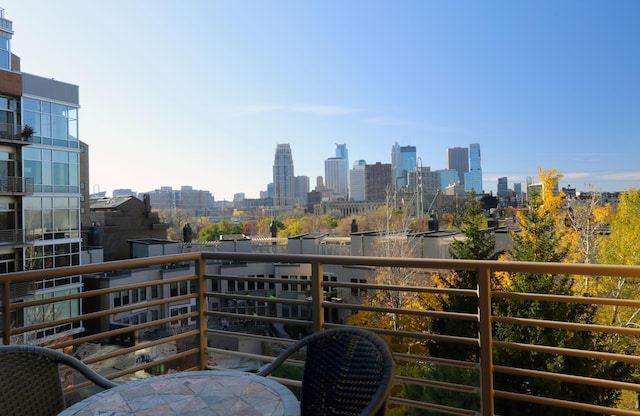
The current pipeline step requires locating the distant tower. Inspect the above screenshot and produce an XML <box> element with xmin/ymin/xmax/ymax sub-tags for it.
<box><xmin>497</xmin><ymin>177</ymin><xmax>509</xmax><ymax>200</ymax></box>
<box><xmin>294</xmin><ymin>175</ymin><xmax>309</xmax><ymax>206</ymax></box>
<box><xmin>365</xmin><ymin>162</ymin><xmax>393</xmax><ymax>202</ymax></box>
<box><xmin>392</xmin><ymin>142</ymin><xmax>416</xmax><ymax>190</ymax></box>
<box><xmin>464</xmin><ymin>143</ymin><xmax>482</xmax><ymax>193</ymax></box>
<box><xmin>446</xmin><ymin>147</ymin><xmax>469</xmax><ymax>186</ymax></box>
<box><xmin>325</xmin><ymin>144</ymin><xmax>348</xmax><ymax>199</ymax></box>
<box><xmin>349</xmin><ymin>160</ymin><xmax>366</xmax><ymax>201</ymax></box>
<box><xmin>273</xmin><ymin>144</ymin><xmax>295</xmax><ymax>206</ymax></box>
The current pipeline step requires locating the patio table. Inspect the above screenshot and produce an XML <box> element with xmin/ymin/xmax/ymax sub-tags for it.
<box><xmin>58</xmin><ymin>370</ymin><xmax>300</xmax><ymax>416</ymax></box>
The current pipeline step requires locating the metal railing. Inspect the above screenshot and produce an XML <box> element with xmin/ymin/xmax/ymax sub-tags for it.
<box><xmin>2</xmin><ymin>252</ymin><xmax>640</xmax><ymax>415</ymax></box>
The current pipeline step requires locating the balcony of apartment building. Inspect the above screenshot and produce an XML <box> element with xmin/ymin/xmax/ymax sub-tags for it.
<box><xmin>0</xmin><ymin>122</ymin><xmax>34</xmax><ymax>196</ymax></box>
<box><xmin>2</xmin><ymin>251</ymin><xmax>640</xmax><ymax>415</ymax></box>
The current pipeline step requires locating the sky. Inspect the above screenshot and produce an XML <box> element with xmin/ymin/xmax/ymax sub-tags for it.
<box><xmin>2</xmin><ymin>1</ymin><xmax>639</xmax><ymax>201</ymax></box>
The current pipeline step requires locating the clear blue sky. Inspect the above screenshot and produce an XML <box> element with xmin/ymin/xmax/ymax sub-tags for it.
<box><xmin>3</xmin><ymin>1</ymin><xmax>639</xmax><ymax>200</ymax></box>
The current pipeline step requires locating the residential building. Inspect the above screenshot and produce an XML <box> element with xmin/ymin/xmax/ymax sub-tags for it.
<box><xmin>464</xmin><ymin>143</ymin><xmax>482</xmax><ymax>193</ymax></box>
<box><xmin>146</xmin><ymin>186</ymin><xmax>213</xmax><ymax>216</ymax></box>
<box><xmin>0</xmin><ymin>9</ymin><xmax>89</xmax><ymax>344</ymax></box>
<box><xmin>89</xmin><ymin>195</ymin><xmax>169</xmax><ymax>261</ymax></box>
<box><xmin>273</xmin><ymin>144</ymin><xmax>295</xmax><ymax>207</ymax></box>
<box><xmin>365</xmin><ymin>162</ymin><xmax>393</xmax><ymax>202</ymax></box>
<box><xmin>446</xmin><ymin>146</ymin><xmax>469</xmax><ymax>186</ymax></box>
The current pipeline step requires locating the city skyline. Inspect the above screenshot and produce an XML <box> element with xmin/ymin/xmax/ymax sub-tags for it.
<box><xmin>3</xmin><ymin>1</ymin><xmax>639</xmax><ymax>200</ymax></box>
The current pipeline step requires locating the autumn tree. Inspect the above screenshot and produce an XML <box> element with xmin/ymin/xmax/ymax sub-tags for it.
<box><xmin>596</xmin><ymin>189</ymin><xmax>640</xmax><ymax>349</ymax></box>
<box><xmin>492</xmin><ymin>170</ymin><xmax>631</xmax><ymax>415</ymax></box>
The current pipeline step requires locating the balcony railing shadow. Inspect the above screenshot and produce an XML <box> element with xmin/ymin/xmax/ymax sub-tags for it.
<box><xmin>2</xmin><ymin>252</ymin><xmax>640</xmax><ymax>415</ymax></box>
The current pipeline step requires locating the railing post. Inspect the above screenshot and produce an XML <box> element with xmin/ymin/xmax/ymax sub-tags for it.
<box><xmin>478</xmin><ymin>265</ymin><xmax>495</xmax><ymax>415</ymax></box>
<box><xmin>2</xmin><ymin>278</ymin><xmax>10</xmax><ymax>345</ymax></box>
<box><xmin>311</xmin><ymin>260</ymin><xmax>324</xmax><ymax>333</ymax></box>
<box><xmin>196</xmin><ymin>255</ymin><xmax>208</xmax><ymax>370</ymax></box>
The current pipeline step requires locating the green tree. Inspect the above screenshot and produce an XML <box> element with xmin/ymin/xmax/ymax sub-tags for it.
<box><xmin>420</xmin><ymin>192</ymin><xmax>496</xmax><ymax>414</ymax></box>
<box><xmin>492</xmin><ymin>172</ymin><xmax>630</xmax><ymax>415</ymax></box>
<box><xmin>198</xmin><ymin>221</ymin><xmax>242</xmax><ymax>242</ymax></box>
<box><xmin>430</xmin><ymin>192</ymin><xmax>497</xmax><ymax>361</ymax></box>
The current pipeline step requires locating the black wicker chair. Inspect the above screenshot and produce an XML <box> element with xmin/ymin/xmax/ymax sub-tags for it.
<box><xmin>258</xmin><ymin>327</ymin><xmax>394</xmax><ymax>416</ymax></box>
<box><xmin>0</xmin><ymin>345</ymin><xmax>117</xmax><ymax>416</ymax></box>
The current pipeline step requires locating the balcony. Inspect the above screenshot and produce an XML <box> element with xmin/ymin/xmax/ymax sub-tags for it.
<box><xmin>0</xmin><ymin>176</ymin><xmax>34</xmax><ymax>195</ymax></box>
<box><xmin>0</xmin><ymin>122</ymin><xmax>32</xmax><ymax>145</ymax></box>
<box><xmin>2</xmin><ymin>252</ymin><xmax>640</xmax><ymax>415</ymax></box>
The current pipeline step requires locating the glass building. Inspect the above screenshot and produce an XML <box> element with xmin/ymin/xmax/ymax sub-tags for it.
<box><xmin>464</xmin><ymin>143</ymin><xmax>483</xmax><ymax>193</ymax></box>
<box><xmin>273</xmin><ymin>144</ymin><xmax>295</xmax><ymax>207</ymax></box>
<box><xmin>0</xmin><ymin>8</ymin><xmax>83</xmax><ymax>344</ymax></box>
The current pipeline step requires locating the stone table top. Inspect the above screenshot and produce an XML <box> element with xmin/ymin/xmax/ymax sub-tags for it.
<box><xmin>59</xmin><ymin>370</ymin><xmax>300</xmax><ymax>416</ymax></box>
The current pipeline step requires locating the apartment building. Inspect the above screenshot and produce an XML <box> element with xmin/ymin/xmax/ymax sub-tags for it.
<box><xmin>0</xmin><ymin>9</ymin><xmax>84</xmax><ymax>345</ymax></box>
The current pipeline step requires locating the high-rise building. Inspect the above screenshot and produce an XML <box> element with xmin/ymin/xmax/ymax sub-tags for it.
<box><xmin>437</xmin><ymin>169</ymin><xmax>460</xmax><ymax>191</ymax></box>
<box><xmin>0</xmin><ymin>9</ymin><xmax>85</xmax><ymax>344</ymax></box>
<box><xmin>464</xmin><ymin>143</ymin><xmax>482</xmax><ymax>193</ymax></box>
<box><xmin>325</xmin><ymin>158</ymin><xmax>348</xmax><ymax>199</ymax></box>
<box><xmin>273</xmin><ymin>143</ymin><xmax>295</xmax><ymax>207</ymax></box>
<box><xmin>497</xmin><ymin>177</ymin><xmax>509</xmax><ymax>200</ymax></box>
<box><xmin>392</xmin><ymin>142</ymin><xmax>416</xmax><ymax>189</ymax></box>
<box><xmin>349</xmin><ymin>160</ymin><xmax>366</xmax><ymax>201</ymax></box>
<box><xmin>446</xmin><ymin>147</ymin><xmax>469</xmax><ymax>185</ymax></box>
<box><xmin>365</xmin><ymin>162</ymin><xmax>393</xmax><ymax>202</ymax></box>
<box><xmin>325</xmin><ymin>144</ymin><xmax>348</xmax><ymax>199</ymax></box>
<box><xmin>295</xmin><ymin>175</ymin><xmax>309</xmax><ymax>206</ymax></box>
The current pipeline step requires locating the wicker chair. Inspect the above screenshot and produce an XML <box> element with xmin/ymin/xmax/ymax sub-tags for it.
<box><xmin>258</xmin><ymin>327</ymin><xmax>394</xmax><ymax>416</ymax></box>
<box><xmin>0</xmin><ymin>345</ymin><xmax>117</xmax><ymax>416</ymax></box>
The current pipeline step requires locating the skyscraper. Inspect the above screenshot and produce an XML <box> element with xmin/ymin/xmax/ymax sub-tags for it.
<box><xmin>325</xmin><ymin>158</ymin><xmax>348</xmax><ymax>199</ymax></box>
<box><xmin>349</xmin><ymin>160</ymin><xmax>366</xmax><ymax>201</ymax></box>
<box><xmin>273</xmin><ymin>143</ymin><xmax>295</xmax><ymax>207</ymax></box>
<box><xmin>325</xmin><ymin>144</ymin><xmax>348</xmax><ymax>199</ymax></box>
<box><xmin>446</xmin><ymin>147</ymin><xmax>469</xmax><ymax>185</ymax></box>
<box><xmin>365</xmin><ymin>162</ymin><xmax>393</xmax><ymax>202</ymax></box>
<box><xmin>391</xmin><ymin>142</ymin><xmax>416</xmax><ymax>189</ymax></box>
<box><xmin>294</xmin><ymin>175</ymin><xmax>309</xmax><ymax>206</ymax></box>
<box><xmin>464</xmin><ymin>143</ymin><xmax>482</xmax><ymax>193</ymax></box>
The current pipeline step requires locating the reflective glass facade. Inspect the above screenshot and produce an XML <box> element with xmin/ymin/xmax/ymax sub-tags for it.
<box><xmin>22</xmin><ymin>97</ymin><xmax>78</xmax><ymax>148</ymax></box>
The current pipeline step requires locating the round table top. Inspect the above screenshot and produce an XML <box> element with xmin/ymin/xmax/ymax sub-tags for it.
<box><xmin>60</xmin><ymin>370</ymin><xmax>300</xmax><ymax>416</ymax></box>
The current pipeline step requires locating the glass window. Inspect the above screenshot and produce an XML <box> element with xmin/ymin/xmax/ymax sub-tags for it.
<box><xmin>23</xmin><ymin>98</ymin><xmax>40</xmax><ymax>112</ymax></box>
<box><xmin>0</xmin><ymin>51</ymin><xmax>8</xmax><ymax>70</ymax></box>
<box><xmin>23</xmin><ymin>111</ymin><xmax>40</xmax><ymax>135</ymax></box>
<box><xmin>40</xmin><ymin>113</ymin><xmax>51</xmax><ymax>138</ymax></box>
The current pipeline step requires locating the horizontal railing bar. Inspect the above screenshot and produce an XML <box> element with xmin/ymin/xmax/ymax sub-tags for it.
<box><xmin>492</xmin><ymin>315</ymin><xmax>640</xmax><ymax>336</ymax></box>
<box><xmin>493</xmin><ymin>364</ymin><xmax>640</xmax><ymax>392</ymax></box>
<box><xmin>394</xmin><ymin>374</ymin><xmax>479</xmax><ymax>394</ymax></box>
<box><xmin>493</xmin><ymin>340</ymin><xmax>640</xmax><ymax>364</ymax></box>
<box><xmin>327</xmin><ymin>301</ymin><xmax>479</xmax><ymax>321</ymax></box>
<box><xmin>84</xmin><ymin>329</ymin><xmax>200</xmax><ymax>366</ymax></box>
<box><xmin>9</xmin><ymin>294</ymin><xmax>198</xmax><ymax>336</ymax></box>
<box><xmin>492</xmin><ymin>290</ymin><xmax>640</xmax><ymax>308</ymax></box>
<box><xmin>393</xmin><ymin>352</ymin><xmax>479</xmax><ymax>369</ymax></box>
<box><xmin>493</xmin><ymin>389</ymin><xmax>640</xmax><ymax>416</ymax></box>
<box><xmin>388</xmin><ymin>396</ymin><xmax>478</xmax><ymax>416</ymax></box>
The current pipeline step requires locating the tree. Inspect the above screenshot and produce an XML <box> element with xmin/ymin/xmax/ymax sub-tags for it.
<box><xmin>420</xmin><ymin>192</ymin><xmax>496</xmax><ymax>414</ymax></box>
<box><xmin>198</xmin><ymin>221</ymin><xmax>242</xmax><ymax>242</ymax></box>
<box><xmin>429</xmin><ymin>191</ymin><xmax>498</xmax><ymax>361</ymax></box>
<box><xmin>596</xmin><ymin>190</ymin><xmax>640</xmax><ymax>352</ymax></box>
<box><xmin>492</xmin><ymin>169</ymin><xmax>630</xmax><ymax>415</ymax></box>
